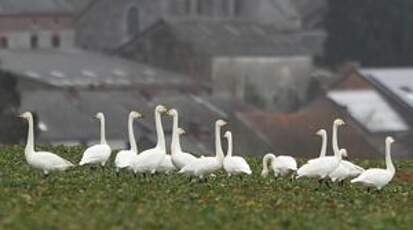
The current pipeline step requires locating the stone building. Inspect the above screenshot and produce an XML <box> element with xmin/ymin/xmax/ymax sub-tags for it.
<box><xmin>118</xmin><ymin>19</ymin><xmax>325</xmax><ymax>111</ymax></box>
<box><xmin>0</xmin><ymin>0</ymin><xmax>80</xmax><ymax>50</ymax></box>
<box><xmin>76</xmin><ymin>0</ymin><xmax>301</xmax><ymax>51</ymax></box>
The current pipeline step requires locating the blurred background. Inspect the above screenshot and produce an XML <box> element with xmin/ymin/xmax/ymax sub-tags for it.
<box><xmin>1</xmin><ymin>0</ymin><xmax>413</xmax><ymax>159</ymax></box>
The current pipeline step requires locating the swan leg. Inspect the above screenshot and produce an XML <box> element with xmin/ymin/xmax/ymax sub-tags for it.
<box><xmin>324</xmin><ymin>180</ymin><xmax>331</xmax><ymax>189</ymax></box>
<box><xmin>338</xmin><ymin>180</ymin><xmax>345</xmax><ymax>187</ymax></box>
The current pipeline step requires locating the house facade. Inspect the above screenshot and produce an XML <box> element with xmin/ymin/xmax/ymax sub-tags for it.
<box><xmin>76</xmin><ymin>0</ymin><xmax>301</xmax><ymax>51</ymax></box>
<box><xmin>0</xmin><ymin>0</ymin><xmax>77</xmax><ymax>49</ymax></box>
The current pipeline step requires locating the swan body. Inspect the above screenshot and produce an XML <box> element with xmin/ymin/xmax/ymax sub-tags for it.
<box><xmin>114</xmin><ymin>111</ymin><xmax>142</xmax><ymax>172</ymax></box>
<box><xmin>79</xmin><ymin>112</ymin><xmax>111</xmax><ymax>166</ymax></box>
<box><xmin>131</xmin><ymin>105</ymin><xmax>167</xmax><ymax>174</ymax></box>
<box><xmin>223</xmin><ymin>131</ymin><xmax>252</xmax><ymax>176</ymax></box>
<box><xmin>179</xmin><ymin>119</ymin><xmax>227</xmax><ymax>179</ymax></box>
<box><xmin>329</xmin><ymin>152</ymin><xmax>365</xmax><ymax>182</ymax></box>
<box><xmin>351</xmin><ymin>137</ymin><xmax>396</xmax><ymax>190</ymax></box>
<box><xmin>157</xmin><ymin>155</ymin><xmax>177</xmax><ymax>174</ymax></box>
<box><xmin>19</xmin><ymin>112</ymin><xmax>74</xmax><ymax>175</ymax></box>
<box><xmin>168</xmin><ymin>109</ymin><xmax>197</xmax><ymax>169</ymax></box>
<box><xmin>261</xmin><ymin>153</ymin><xmax>297</xmax><ymax>177</ymax></box>
<box><xmin>297</xmin><ymin>149</ymin><xmax>345</xmax><ymax>180</ymax></box>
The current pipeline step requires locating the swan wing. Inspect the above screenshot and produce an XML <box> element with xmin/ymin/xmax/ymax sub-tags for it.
<box><xmin>134</xmin><ymin>148</ymin><xmax>165</xmax><ymax>172</ymax></box>
<box><xmin>341</xmin><ymin>160</ymin><xmax>365</xmax><ymax>175</ymax></box>
<box><xmin>172</xmin><ymin>151</ymin><xmax>197</xmax><ymax>169</ymax></box>
<box><xmin>80</xmin><ymin>144</ymin><xmax>111</xmax><ymax>165</ymax></box>
<box><xmin>351</xmin><ymin>168</ymin><xmax>392</xmax><ymax>187</ymax></box>
<box><xmin>33</xmin><ymin>151</ymin><xmax>74</xmax><ymax>170</ymax></box>
<box><xmin>224</xmin><ymin>157</ymin><xmax>252</xmax><ymax>175</ymax></box>
<box><xmin>157</xmin><ymin>155</ymin><xmax>177</xmax><ymax>172</ymax></box>
<box><xmin>276</xmin><ymin>156</ymin><xmax>298</xmax><ymax>170</ymax></box>
<box><xmin>115</xmin><ymin>150</ymin><xmax>137</xmax><ymax>168</ymax></box>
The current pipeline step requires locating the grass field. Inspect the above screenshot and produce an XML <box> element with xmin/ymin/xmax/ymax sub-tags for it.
<box><xmin>0</xmin><ymin>145</ymin><xmax>413</xmax><ymax>230</ymax></box>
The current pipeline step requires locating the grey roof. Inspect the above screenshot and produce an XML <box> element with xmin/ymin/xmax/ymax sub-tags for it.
<box><xmin>0</xmin><ymin>49</ymin><xmax>191</xmax><ymax>88</ymax></box>
<box><xmin>0</xmin><ymin>0</ymin><xmax>74</xmax><ymax>15</ymax></box>
<box><xmin>122</xmin><ymin>19</ymin><xmax>326</xmax><ymax>57</ymax></box>
<box><xmin>360</xmin><ymin>68</ymin><xmax>413</xmax><ymax>110</ymax></box>
<box><xmin>327</xmin><ymin>89</ymin><xmax>409</xmax><ymax>133</ymax></box>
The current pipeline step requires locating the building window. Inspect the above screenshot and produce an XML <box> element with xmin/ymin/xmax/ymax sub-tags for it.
<box><xmin>0</xmin><ymin>37</ymin><xmax>8</xmax><ymax>48</ymax></box>
<box><xmin>51</xmin><ymin>34</ymin><xmax>60</xmax><ymax>48</ymax></box>
<box><xmin>126</xmin><ymin>6</ymin><xmax>140</xmax><ymax>37</ymax></box>
<box><xmin>234</xmin><ymin>0</ymin><xmax>244</xmax><ymax>16</ymax></box>
<box><xmin>30</xmin><ymin>34</ymin><xmax>38</xmax><ymax>49</ymax></box>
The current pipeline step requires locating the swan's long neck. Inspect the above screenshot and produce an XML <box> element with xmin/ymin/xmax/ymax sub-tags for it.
<box><xmin>332</xmin><ymin>124</ymin><xmax>340</xmax><ymax>156</ymax></box>
<box><xmin>171</xmin><ymin>114</ymin><xmax>181</xmax><ymax>154</ymax></box>
<box><xmin>262</xmin><ymin>154</ymin><xmax>276</xmax><ymax>173</ymax></box>
<box><xmin>225</xmin><ymin>133</ymin><xmax>233</xmax><ymax>158</ymax></box>
<box><xmin>385</xmin><ymin>141</ymin><xmax>395</xmax><ymax>174</ymax></box>
<box><xmin>128</xmin><ymin>115</ymin><xmax>138</xmax><ymax>153</ymax></box>
<box><xmin>155</xmin><ymin>111</ymin><xmax>166</xmax><ymax>150</ymax></box>
<box><xmin>25</xmin><ymin>116</ymin><xmax>35</xmax><ymax>155</ymax></box>
<box><xmin>215</xmin><ymin>124</ymin><xmax>225</xmax><ymax>161</ymax></box>
<box><xmin>99</xmin><ymin>117</ymin><xmax>107</xmax><ymax>145</ymax></box>
<box><xmin>319</xmin><ymin>132</ymin><xmax>327</xmax><ymax>158</ymax></box>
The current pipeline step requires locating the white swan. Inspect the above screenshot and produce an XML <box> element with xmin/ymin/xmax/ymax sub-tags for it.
<box><xmin>179</xmin><ymin>119</ymin><xmax>227</xmax><ymax>180</ymax></box>
<box><xmin>79</xmin><ymin>112</ymin><xmax>111</xmax><ymax>167</ymax></box>
<box><xmin>328</xmin><ymin>119</ymin><xmax>364</xmax><ymax>183</ymax></box>
<box><xmin>223</xmin><ymin>131</ymin><xmax>252</xmax><ymax>176</ymax></box>
<box><xmin>131</xmin><ymin>105</ymin><xmax>167</xmax><ymax>174</ymax></box>
<box><xmin>114</xmin><ymin>111</ymin><xmax>142</xmax><ymax>174</ymax></box>
<box><xmin>18</xmin><ymin>112</ymin><xmax>74</xmax><ymax>176</ymax></box>
<box><xmin>168</xmin><ymin>109</ymin><xmax>197</xmax><ymax>169</ymax></box>
<box><xmin>351</xmin><ymin>137</ymin><xmax>396</xmax><ymax>190</ymax></box>
<box><xmin>317</xmin><ymin>129</ymin><xmax>327</xmax><ymax>158</ymax></box>
<box><xmin>261</xmin><ymin>153</ymin><xmax>297</xmax><ymax>177</ymax></box>
<box><xmin>296</xmin><ymin>147</ymin><xmax>344</xmax><ymax>182</ymax></box>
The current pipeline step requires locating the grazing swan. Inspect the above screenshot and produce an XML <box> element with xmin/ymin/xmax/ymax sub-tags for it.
<box><xmin>261</xmin><ymin>153</ymin><xmax>297</xmax><ymax>177</ymax></box>
<box><xmin>131</xmin><ymin>105</ymin><xmax>168</xmax><ymax>174</ymax></box>
<box><xmin>179</xmin><ymin>119</ymin><xmax>227</xmax><ymax>180</ymax></box>
<box><xmin>351</xmin><ymin>137</ymin><xmax>396</xmax><ymax>190</ymax></box>
<box><xmin>18</xmin><ymin>112</ymin><xmax>74</xmax><ymax>176</ymax></box>
<box><xmin>168</xmin><ymin>109</ymin><xmax>197</xmax><ymax>169</ymax></box>
<box><xmin>223</xmin><ymin>131</ymin><xmax>252</xmax><ymax>176</ymax></box>
<box><xmin>79</xmin><ymin>112</ymin><xmax>111</xmax><ymax>167</ymax></box>
<box><xmin>114</xmin><ymin>111</ymin><xmax>142</xmax><ymax>174</ymax></box>
<box><xmin>328</xmin><ymin>119</ymin><xmax>364</xmax><ymax>183</ymax></box>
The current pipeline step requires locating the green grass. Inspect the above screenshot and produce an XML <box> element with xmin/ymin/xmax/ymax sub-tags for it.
<box><xmin>0</xmin><ymin>145</ymin><xmax>413</xmax><ymax>230</ymax></box>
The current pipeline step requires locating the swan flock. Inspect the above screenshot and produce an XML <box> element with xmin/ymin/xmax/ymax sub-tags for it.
<box><xmin>17</xmin><ymin>107</ymin><xmax>397</xmax><ymax>191</ymax></box>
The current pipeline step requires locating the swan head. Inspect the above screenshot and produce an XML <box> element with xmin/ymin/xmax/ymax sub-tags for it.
<box><xmin>177</xmin><ymin>127</ymin><xmax>186</xmax><ymax>135</ymax></box>
<box><xmin>334</xmin><ymin>118</ymin><xmax>345</xmax><ymax>126</ymax></box>
<box><xmin>386</xmin><ymin>136</ymin><xmax>395</xmax><ymax>144</ymax></box>
<box><xmin>167</xmin><ymin>109</ymin><xmax>178</xmax><ymax>117</ymax></box>
<box><xmin>224</xmin><ymin>131</ymin><xmax>232</xmax><ymax>138</ymax></box>
<box><xmin>316</xmin><ymin>129</ymin><xmax>326</xmax><ymax>136</ymax></box>
<box><xmin>155</xmin><ymin>105</ymin><xmax>168</xmax><ymax>114</ymax></box>
<box><xmin>339</xmin><ymin>148</ymin><xmax>348</xmax><ymax>159</ymax></box>
<box><xmin>216</xmin><ymin>119</ymin><xmax>228</xmax><ymax>127</ymax></box>
<box><xmin>95</xmin><ymin>112</ymin><xmax>105</xmax><ymax>120</ymax></box>
<box><xmin>18</xmin><ymin>111</ymin><xmax>32</xmax><ymax>119</ymax></box>
<box><xmin>130</xmin><ymin>111</ymin><xmax>142</xmax><ymax>119</ymax></box>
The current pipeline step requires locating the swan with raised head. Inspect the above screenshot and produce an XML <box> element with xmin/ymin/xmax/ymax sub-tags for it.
<box><xmin>18</xmin><ymin>112</ymin><xmax>74</xmax><ymax>176</ymax></box>
<box><xmin>114</xmin><ymin>111</ymin><xmax>142</xmax><ymax>174</ymax></box>
<box><xmin>261</xmin><ymin>153</ymin><xmax>297</xmax><ymax>177</ymax></box>
<box><xmin>223</xmin><ymin>131</ymin><xmax>252</xmax><ymax>176</ymax></box>
<box><xmin>168</xmin><ymin>109</ymin><xmax>197</xmax><ymax>169</ymax></box>
<box><xmin>351</xmin><ymin>137</ymin><xmax>396</xmax><ymax>190</ymax></box>
<box><xmin>79</xmin><ymin>112</ymin><xmax>111</xmax><ymax>167</ymax></box>
<box><xmin>179</xmin><ymin>119</ymin><xmax>227</xmax><ymax>180</ymax></box>
<box><xmin>296</xmin><ymin>124</ymin><xmax>345</xmax><ymax>183</ymax></box>
<box><xmin>328</xmin><ymin>119</ymin><xmax>364</xmax><ymax>183</ymax></box>
<box><xmin>131</xmin><ymin>105</ymin><xmax>167</xmax><ymax>174</ymax></box>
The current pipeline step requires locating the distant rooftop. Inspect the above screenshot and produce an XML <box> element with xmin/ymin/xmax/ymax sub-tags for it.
<box><xmin>360</xmin><ymin>68</ymin><xmax>413</xmax><ymax>110</ymax></box>
<box><xmin>327</xmin><ymin>89</ymin><xmax>409</xmax><ymax>133</ymax></box>
<box><xmin>119</xmin><ymin>19</ymin><xmax>326</xmax><ymax>57</ymax></box>
<box><xmin>0</xmin><ymin>49</ymin><xmax>192</xmax><ymax>88</ymax></box>
<box><xmin>0</xmin><ymin>0</ymin><xmax>76</xmax><ymax>15</ymax></box>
